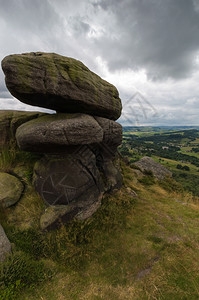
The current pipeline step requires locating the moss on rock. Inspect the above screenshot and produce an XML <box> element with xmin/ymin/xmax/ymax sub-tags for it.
<box><xmin>0</xmin><ymin>172</ymin><xmax>24</xmax><ymax>207</ymax></box>
<box><xmin>2</xmin><ymin>52</ymin><xmax>122</xmax><ymax>120</ymax></box>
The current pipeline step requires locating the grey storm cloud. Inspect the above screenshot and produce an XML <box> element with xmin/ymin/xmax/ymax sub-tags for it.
<box><xmin>0</xmin><ymin>0</ymin><xmax>199</xmax><ymax>80</ymax></box>
<box><xmin>1</xmin><ymin>0</ymin><xmax>199</xmax><ymax>125</ymax></box>
<box><xmin>1</xmin><ymin>0</ymin><xmax>199</xmax><ymax>79</ymax></box>
<box><xmin>91</xmin><ymin>0</ymin><xmax>199</xmax><ymax>79</ymax></box>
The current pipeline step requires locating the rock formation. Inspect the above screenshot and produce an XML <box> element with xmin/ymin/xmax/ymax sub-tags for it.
<box><xmin>2</xmin><ymin>52</ymin><xmax>122</xmax><ymax>120</ymax></box>
<box><xmin>134</xmin><ymin>156</ymin><xmax>172</xmax><ymax>180</ymax></box>
<box><xmin>1</xmin><ymin>52</ymin><xmax>123</xmax><ymax>229</ymax></box>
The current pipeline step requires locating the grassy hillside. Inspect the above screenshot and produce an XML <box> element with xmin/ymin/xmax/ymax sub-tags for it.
<box><xmin>1</xmin><ymin>148</ymin><xmax>199</xmax><ymax>299</ymax></box>
<box><xmin>121</xmin><ymin>127</ymin><xmax>199</xmax><ymax>197</ymax></box>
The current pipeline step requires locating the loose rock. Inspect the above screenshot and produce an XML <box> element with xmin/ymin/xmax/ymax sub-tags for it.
<box><xmin>0</xmin><ymin>172</ymin><xmax>24</xmax><ymax>207</ymax></box>
<box><xmin>134</xmin><ymin>156</ymin><xmax>172</xmax><ymax>180</ymax></box>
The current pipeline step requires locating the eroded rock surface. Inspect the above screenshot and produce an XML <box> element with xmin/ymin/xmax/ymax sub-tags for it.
<box><xmin>2</xmin><ymin>52</ymin><xmax>122</xmax><ymax>120</ymax></box>
<box><xmin>33</xmin><ymin>148</ymin><xmax>104</xmax><ymax>207</ymax></box>
<box><xmin>16</xmin><ymin>113</ymin><xmax>104</xmax><ymax>152</ymax></box>
<box><xmin>94</xmin><ymin>116</ymin><xmax>123</xmax><ymax>146</ymax></box>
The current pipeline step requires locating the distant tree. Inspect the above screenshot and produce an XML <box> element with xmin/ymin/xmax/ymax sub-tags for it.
<box><xmin>177</xmin><ymin>164</ymin><xmax>182</xmax><ymax>169</ymax></box>
<box><xmin>182</xmin><ymin>165</ymin><xmax>190</xmax><ymax>171</ymax></box>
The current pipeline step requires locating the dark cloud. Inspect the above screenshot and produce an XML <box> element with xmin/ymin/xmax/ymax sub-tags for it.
<box><xmin>1</xmin><ymin>0</ymin><xmax>199</xmax><ymax>79</ymax></box>
<box><xmin>90</xmin><ymin>0</ymin><xmax>199</xmax><ymax>79</ymax></box>
<box><xmin>0</xmin><ymin>0</ymin><xmax>199</xmax><ymax>125</ymax></box>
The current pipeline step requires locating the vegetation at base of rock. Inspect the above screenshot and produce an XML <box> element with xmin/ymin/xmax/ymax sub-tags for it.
<box><xmin>0</xmin><ymin>144</ymin><xmax>17</xmax><ymax>172</ymax></box>
<box><xmin>138</xmin><ymin>171</ymin><xmax>155</xmax><ymax>185</ymax></box>
<box><xmin>0</xmin><ymin>144</ymin><xmax>41</xmax><ymax>175</ymax></box>
<box><xmin>0</xmin><ymin>251</ymin><xmax>53</xmax><ymax>300</ymax></box>
<box><xmin>2</xmin><ymin>127</ymin><xmax>199</xmax><ymax>298</ymax></box>
<box><xmin>1</xmin><ymin>149</ymin><xmax>199</xmax><ymax>298</ymax></box>
<box><xmin>3</xmin><ymin>183</ymin><xmax>135</xmax><ymax>267</ymax></box>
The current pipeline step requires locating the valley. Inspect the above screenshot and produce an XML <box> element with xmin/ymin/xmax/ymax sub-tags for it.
<box><xmin>120</xmin><ymin>126</ymin><xmax>199</xmax><ymax>196</ymax></box>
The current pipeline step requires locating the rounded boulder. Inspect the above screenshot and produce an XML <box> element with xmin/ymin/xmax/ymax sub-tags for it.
<box><xmin>0</xmin><ymin>172</ymin><xmax>24</xmax><ymax>207</ymax></box>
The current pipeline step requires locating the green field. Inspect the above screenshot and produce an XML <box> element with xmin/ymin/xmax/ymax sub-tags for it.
<box><xmin>152</xmin><ymin>156</ymin><xmax>198</xmax><ymax>174</ymax></box>
<box><xmin>121</xmin><ymin>126</ymin><xmax>199</xmax><ymax>196</ymax></box>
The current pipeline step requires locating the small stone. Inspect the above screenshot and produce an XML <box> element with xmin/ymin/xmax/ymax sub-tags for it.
<box><xmin>0</xmin><ymin>172</ymin><xmax>24</xmax><ymax>207</ymax></box>
<box><xmin>75</xmin><ymin>197</ymin><xmax>102</xmax><ymax>220</ymax></box>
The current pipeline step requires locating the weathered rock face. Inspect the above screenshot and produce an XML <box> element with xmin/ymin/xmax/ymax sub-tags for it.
<box><xmin>134</xmin><ymin>156</ymin><xmax>172</xmax><ymax>180</ymax></box>
<box><xmin>33</xmin><ymin>147</ymin><xmax>107</xmax><ymax>227</ymax></box>
<box><xmin>16</xmin><ymin>113</ymin><xmax>104</xmax><ymax>152</ymax></box>
<box><xmin>0</xmin><ymin>172</ymin><xmax>24</xmax><ymax>207</ymax></box>
<box><xmin>2</xmin><ymin>52</ymin><xmax>122</xmax><ymax>120</ymax></box>
<box><xmin>95</xmin><ymin>116</ymin><xmax>123</xmax><ymax>147</ymax></box>
<box><xmin>0</xmin><ymin>224</ymin><xmax>11</xmax><ymax>262</ymax></box>
<box><xmin>0</xmin><ymin>110</ymin><xmax>44</xmax><ymax>147</ymax></box>
<box><xmin>16</xmin><ymin>113</ymin><xmax>122</xmax><ymax>153</ymax></box>
<box><xmin>33</xmin><ymin>148</ymin><xmax>104</xmax><ymax>207</ymax></box>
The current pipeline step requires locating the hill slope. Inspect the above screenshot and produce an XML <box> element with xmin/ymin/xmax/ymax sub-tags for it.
<box><xmin>1</xmin><ymin>155</ymin><xmax>199</xmax><ymax>299</ymax></box>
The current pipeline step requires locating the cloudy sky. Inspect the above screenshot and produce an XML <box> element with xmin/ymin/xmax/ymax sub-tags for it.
<box><xmin>1</xmin><ymin>0</ymin><xmax>199</xmax><ymax>126</ymax></box>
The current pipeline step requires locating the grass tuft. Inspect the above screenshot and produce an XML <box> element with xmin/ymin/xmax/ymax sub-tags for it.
<box><xmin>0</xmin><ymin>145</ymin><xmax>16</xmax><ymax>172</ymax></box>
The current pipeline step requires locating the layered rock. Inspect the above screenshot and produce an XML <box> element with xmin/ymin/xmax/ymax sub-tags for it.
<box><xmin>16</xmin><ymin>113</ymin><xmax>104</xmax><ymax>152</ymax></box>
<box><xmin>2</xmin><ymin>52</ymin><xmax>122</xmax><ymax>120</ymax></box>
<box><xmin>1</xmin><ymin>52</ymin><xmax>123</xmax><ymax>229</ymax></box>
